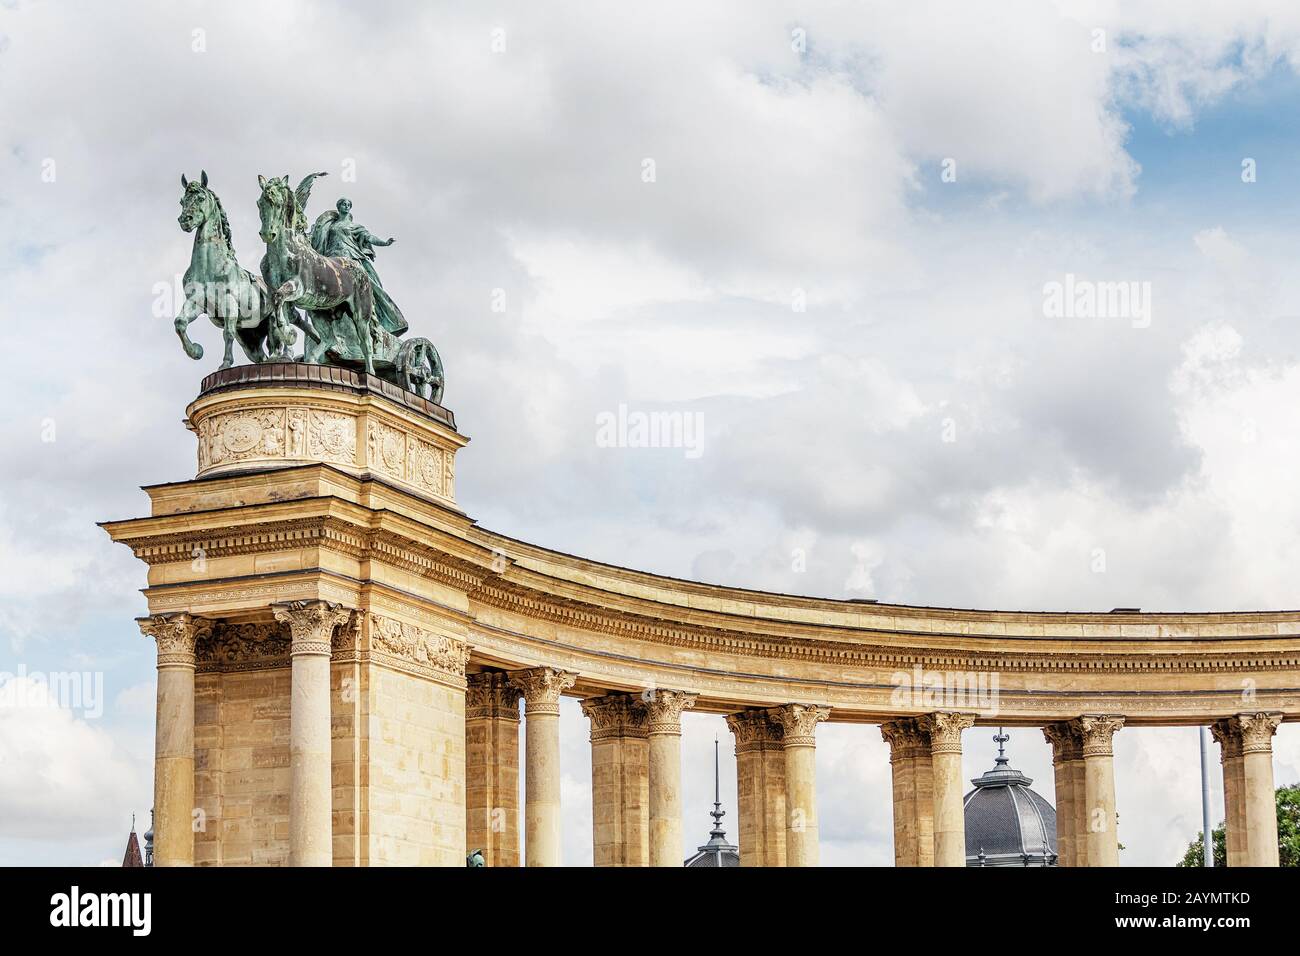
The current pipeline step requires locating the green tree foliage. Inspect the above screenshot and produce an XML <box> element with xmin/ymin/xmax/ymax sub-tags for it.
<box><xmin>1177</xmin><ymin>783</ymin><xmax>1300</xmax><ymax>867</ymax></box>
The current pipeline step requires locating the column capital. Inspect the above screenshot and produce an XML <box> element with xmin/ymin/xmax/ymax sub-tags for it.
<box><xmin>509</xmin><ymin>667</ymin><xmax>578</xmax><ymax>716</ymax></box>
<box><xmin>1042</xmin><ymin>721</ymin><xmax>1084</xmax><ymax>761</ymax></box>
<box><xmin>918</xmin><ymin>711</ymin><xmax>976</xmax><ymax>753</ymax></box>
<box><xmin>726</xmin><ymin>709</ymin><xmax>784</xmax><ymax>753</ymax></box>
<box><xmin>880</xmin><ymin>717</ymin><xmax>931</xmax><ymax>761</ymax></box>
<box><xmin>466</xmin><ymin>671</ymin><xmax>523</xmax><ymax>721</ymax></box>
<box><xmin>138</xmin><ymin>613</ymin><xmax>213</xmax><ymax>668</ymax></box>
<box><xmin>767</xmin><ymin>703</ymin><xmax>830</xmax><ymax>747</ymax></box>
<box><xmin>1212</xmin><ymin>712</ymin><xmax>1282</xmax><ymax>758</ymax></box>
<box><xmin>580</xmin><ymin>693</ymin><xmax>648</xmax><ymax>740</ymax></box>
<box><xmin>272</xmin><ymin>600</ymin><xmax>354</xmax><ymax>656</ymax></box>
<box><xmin>1074</xmin><ymin>715</ymin><xmax>1125</xmax><ymax>757</ymax></box>
<box><xmin>645</xmin><ymin>689</ymin><xmax>698</xmax><ymax>735</ymax></box>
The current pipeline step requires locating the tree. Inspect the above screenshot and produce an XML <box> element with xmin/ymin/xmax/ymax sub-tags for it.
<box><xmin>1177</xmin><ymin>783</ymin><xmax>1300</xmax><ymax>866</ymax></box>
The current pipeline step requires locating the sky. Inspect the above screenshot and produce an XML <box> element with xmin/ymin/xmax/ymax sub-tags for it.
<box><xmin>3</xmin><ymin>0</ymin><xmax>1300</xmax><ymax>866</ymax></box>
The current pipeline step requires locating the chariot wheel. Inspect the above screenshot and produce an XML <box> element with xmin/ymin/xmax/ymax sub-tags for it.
<box><xmin>395</xmin><ymin>337</ymin><xmax>444</xmax><ymax>404</ymax></box>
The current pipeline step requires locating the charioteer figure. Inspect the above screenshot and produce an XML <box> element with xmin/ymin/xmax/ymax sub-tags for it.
<box><xmin>310</xmin><ymin>197</ymin><xmax>408</xmax><ymax>337</ymax></box>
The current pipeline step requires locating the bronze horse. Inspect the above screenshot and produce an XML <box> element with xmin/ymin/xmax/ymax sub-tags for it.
<box><xmin>174</xmin><ymin>171</ymin><xmax>290</xmax><ymax>367</ymax></box>
<box><xmin>257</xmin><ymin>174</ymin><xmax>377</xmax><ymax>374</ymax></box>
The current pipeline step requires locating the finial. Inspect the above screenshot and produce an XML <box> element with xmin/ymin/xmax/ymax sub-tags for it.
<box><xmin>993</xmin><ymin>726</ymin><xmax>1010</xmax><ymax>766</ymax></box>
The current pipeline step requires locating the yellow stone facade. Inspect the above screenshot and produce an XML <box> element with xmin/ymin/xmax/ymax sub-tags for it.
<box><xmin>105</xmin><ymin>366</ymin><xmax>1300</xmax><ymax>866</ymax></box>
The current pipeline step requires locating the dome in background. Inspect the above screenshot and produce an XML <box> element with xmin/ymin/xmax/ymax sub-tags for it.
<box><xmin>965</xmin><ymin>729</ymin><xmax>1058</xmax><ymax>867</ymax></box>
<box><xmin>684</xmin><ymin>737</ymin><xmax>740</xmax><ymax>867</ymax></box>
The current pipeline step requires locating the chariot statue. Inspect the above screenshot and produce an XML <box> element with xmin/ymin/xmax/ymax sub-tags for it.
<box><xmin>170</xmin><ymin>169</ymin><xmax>444</xmax><ymax>404</ymax></box>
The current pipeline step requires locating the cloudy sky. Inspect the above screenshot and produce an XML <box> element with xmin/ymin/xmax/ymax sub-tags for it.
<box><xmin>3</xmin><ymin>0</ymin><xmax>1300</xmax><ymax>866</ymax></box>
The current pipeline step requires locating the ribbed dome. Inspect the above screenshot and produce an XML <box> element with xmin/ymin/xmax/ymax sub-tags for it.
<box><xmin>964</xmin><ymin>731</ymin><xmax>1058</xmax><ymax>867</ymax></box>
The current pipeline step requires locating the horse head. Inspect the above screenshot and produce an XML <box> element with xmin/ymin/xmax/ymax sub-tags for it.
<box><xmin>178</xmin><ymin>169</ymin><xmax>213</xmax><ymax>233</ymax></box>
<box><xmin>257</xmin><ymin>174</ymin><xmax>294</xmax><ymax>246</ymax></box>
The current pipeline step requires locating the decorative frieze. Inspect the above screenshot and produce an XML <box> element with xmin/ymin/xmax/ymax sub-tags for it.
<box><xmin>369</xmin><ymin>613</ymin><xmax>470</xmax><ymax>683</ymax></box>
<box><xmin>195</xmin><ymin>621</ymin><xmax>290</xmax><ymax>672</ymax></box>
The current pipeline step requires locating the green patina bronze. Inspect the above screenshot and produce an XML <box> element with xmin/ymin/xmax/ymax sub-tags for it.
<box><xmin>171</xmin><ymin>169</ymin><xmax>444</xmax><ymax>404</ymax></box>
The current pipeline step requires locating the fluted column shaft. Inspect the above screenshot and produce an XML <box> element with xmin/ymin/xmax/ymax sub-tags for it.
<box><xmin>881</xmin><ymin>718</ymin><xmax>934</xmax><ymax>866</ymax></box>
<box><xmin>582</xmin><ymin>693</ymin><xmax>650</xmax><ymax>866</ymax></box>
<box><xmin>1213</xmin><ymin>713</ymin><xmax>1282</xmax><ymax>867</ymax></box>
<box><xmin>646</xmin><ymin>690</ymin><xmax>697</xmax><ymax>867</ymax></box>
<box><xmin>510</xmin><ymin>667</ymin><xmax>577</xmax><ymax>867</ymax></box>
<box><xmin>768</xmin><ymin>703</ymin><xmax>830</xmax><ymax>867</ymax></box>
<box><xmin>139</xmin><ymin>614</ymin><xmax>212</xmax><ymax>867</ymax></box>
<box><xmin>466</xmin><ymin>672</ymin><xmax>523</xmax><ymax>866</ymax></box>
<box><xmin>726</xmin><ymin>710</ymin><xmax>786</xmax><ymax>866</ymax></box>
<box><xmin>920</xmin><ymin>712</ymin><xmax>976</xmax><ymax>867</ymax></box>
<box><xmin>274</xmin><ymin>601</ymin><xmax>352</xmax><ymax>867</ymax></box>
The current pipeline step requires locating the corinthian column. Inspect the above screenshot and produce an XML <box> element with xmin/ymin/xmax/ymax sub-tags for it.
<box><xmin>768</xmin><ymin>703</ymin><xmax>830</xmax><ymax>867</ymax></box>
<box><xmin>880</xmin><ymin>718</ymin><xmax>934</xmax><ymax>866</ymax></box>
<box><xmin>509</xmin><ymin>667</ymin><xmax>577</xmax><ymax>867</ymax></box>
<box><xmin>581</xmin><ymin>693</ymin><xmax>650</xmax><ymax>866</ymax></box>
<box><xmin>726</xmin><ymin>709</ymin><xmax>786</xmax><ymax>866</ymax></box>
<box><xmin>138</xmin><ymin>613</ymin><xmax>212</xmax><ymax>867</ymax></box>
<box><xmin>1075</xmin><ymin>715</ymin><xmax>1124</xmax><ymax>867</ymax></box>
<box><xmin>919</xmin><ymin>712</ymin><xmax>976</xmax><ymax>867</ymax></box>
<box><xmin>273</xmin><ymin>600</ymin><xmax>353</xmax><ymax>867</ymax></box>
<box><xmin>466</xmin><ymin>672</ymin><xmax>523</xmax><ymax>867</ymax></box>
<box><xmin>645</xmin><ymin>690</ymin><xmax>697</xmax><ymax>867</ymax></box>
<box><xmin>1042</xmin><ymin>722</ymin><xmax>1084</xmax><ymax>866</ymax></box>
<box><xmin>1212</xmin><ymin>713</ymin><xmax>1282</xmax><ymax>867</ymax></box>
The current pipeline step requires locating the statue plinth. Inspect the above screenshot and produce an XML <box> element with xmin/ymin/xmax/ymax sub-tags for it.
<box><xmin>185</xmin><ymin>362</ymin><xmax>466</xmax><ymax>509</ymax></box>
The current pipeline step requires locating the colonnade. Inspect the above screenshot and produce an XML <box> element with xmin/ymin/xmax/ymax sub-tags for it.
<box><xmin>140</xmin><ymin>610</ymin><xmax>1286</xmax><ymax>868</ymax></box>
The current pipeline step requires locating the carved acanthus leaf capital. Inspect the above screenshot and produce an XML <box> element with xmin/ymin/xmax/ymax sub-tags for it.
<box><xmin>1212</xmin><ymin>712</ymin><xmax>1282</xmax><ymax>758</ymax></box>
<box><xmin>918</xmin><ymin>711</ymin><xmax>976</xmax><ymax>753</ymax></box>
<box><xmin>138</xmin><ymin>613</ymin><xmax>213</xmax><ymax>667</ymax></box>
<box><xmin>644</xmin><ymin>690</ymin><xmax>698</xmax><ymax>735</ymax></box>
<box><xmin>272</xmin><ymin>600</ymin><xmax>354</xmax><ymax>656</ymax></box>
<box><xmin>1042</xmin><ymin>721</ymin><xmax>1084</xmax><ymax>762</ymax></box>
<box><xmin>767</xmin><ymin>703</ymin><xmax>831</xmax><ymax>747</ymax></box>
<box><xmin>726</xmin><ymin>709</ymin><xmax>784</xmax><ymax>752</ymax></box>
<box><xmin>1074</xmin><ymin>715</ymin><xmax>1125</xmax><ymax>757</ymax></box>
<box><xmin>580</xmin><ymin>693</ymin><xmax>649</xmax><ymax>740</ymax></box>
<box><xmin>509</xmin><ymin>667</ymin><xmax>578</xmax><ymax>716</ymax></box>
<box><xmin>880</xmin><ymin>717</ymin><xmax>932</xmax><ymax>761</ymax></box>
<box><xmin>467</xmin><ymin>671</ymin><xmax>523</xmax><ymax>720</ymax></box>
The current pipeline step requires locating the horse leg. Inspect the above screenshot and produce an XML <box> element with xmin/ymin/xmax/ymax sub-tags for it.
<box><xmin>174</xmin><ymin>296</ymin><xmax>204</xmax><ymax>360</ymax></box>
<box><xmin>352</xmin><ymin>295</ymin><xmax>375</xmax><ymax>375</ymax></box>
<box><xmin>220</xmin><ymin>309</ymin><xmax>238</xmax><ymax>369</ymax></box>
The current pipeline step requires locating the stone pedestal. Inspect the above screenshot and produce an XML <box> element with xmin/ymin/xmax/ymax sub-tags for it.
<box><xmin>138</xmin><ymin>613</ymin><xmax>212</xmax><ymax>867</ymax></box>
<box><xmin>880</xmin><ymin>718</ymin><xmax>935</xmax><ymax>867</ymax></box>
<box><xmin>466</xmin><ymin>672</ymin><xmax>522</xmax><ymax>867</ymax></box>
<box><xmin>186</xmin><ymin>363</ymin><xmax>466</xmax><ymax>509</ymax></box>
<box><xmin>581</xmin><ymin>693</ymin><xmax>650</xmax><ymax>866</ymax></box>
<box><xmin>767</xmin><ymin>704</ymin><xmax>830</xmax><ymax>867</ymax></box>
<box><xmin>726</xmin><ymin>710</ymin><xmax>787</xmax><ymax>867</ymax></box>
<box><xmin>919</xmin><ymin>712</ymin><xmax>976</xmax><ymax>867</ymax></box>
<box><xmin>510</xmin><ymin>667</ymin><xmax>577</xmax><ymax>867</ymax></box>
<box><xmin>1212</xmin><ymin>713</ymin><xmax>1282</xmax><ymax>867</ymax></box>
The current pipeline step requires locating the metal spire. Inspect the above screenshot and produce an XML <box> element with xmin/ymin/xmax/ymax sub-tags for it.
<box><xmin>993</xmin><ymin>727</ymin><xmax>1010</xmax><ymax>766</ymax></box>
<box><xmin>709</xmin><ymin>735</ymin><xmax>726</xmax><ymax>838</ymax></box>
